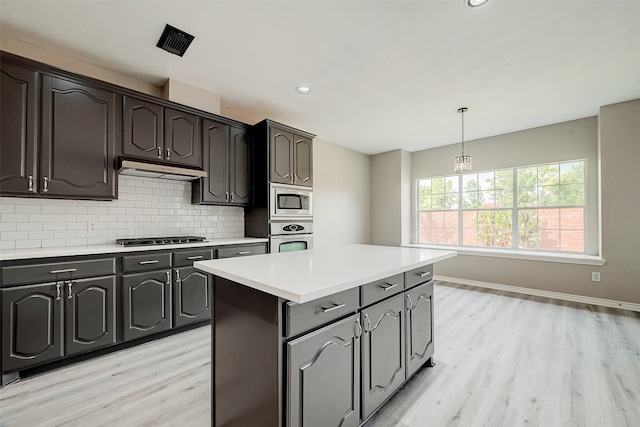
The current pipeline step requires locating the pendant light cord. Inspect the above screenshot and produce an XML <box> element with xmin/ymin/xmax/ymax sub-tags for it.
<box><xmin>461</xmin><ymin>109</ymin><xmax>465</xmax><ymax>156</ymax></box>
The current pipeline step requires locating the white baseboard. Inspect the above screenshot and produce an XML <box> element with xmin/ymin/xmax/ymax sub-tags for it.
<box><xmin>434</xmin><ymin>275</ymin><xmax>640</xmax><ymax>313</ymax></box>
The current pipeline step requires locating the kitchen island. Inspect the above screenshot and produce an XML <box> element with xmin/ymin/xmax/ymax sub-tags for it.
<box><xmin>194</xmin><ymin>244</ymin><xmax>456</xmax><ymax>427</ymax></box>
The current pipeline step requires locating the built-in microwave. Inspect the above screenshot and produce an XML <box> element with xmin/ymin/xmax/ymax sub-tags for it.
<box><xmin>270</xmin><ymin>183</ymin><xmax>312</xmax><ymax>219</ymax></box>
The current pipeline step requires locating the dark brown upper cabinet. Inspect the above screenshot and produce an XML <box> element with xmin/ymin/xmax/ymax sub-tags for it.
<box><xmin>267</xmin><ymin>122</ymin><xmax>313</xmax><ymax>187</ymax></box>
<box><xmin>1</xmin><ymin>55</ymin><xmax>118</xmax><ymax>200</ymax></box>
<box><xmin>0</xmin><ymin>62</ymin><xmax>38</xmax><ymax>195</ymax></box>
<box><xmin>40</xmin><ymin>75</ymin><xmax>119</xmax><ymax>199</ymax></box>
<box><xmin>192</xmin><ymin>118</ymin><xmax>251</xmax><ymax>206</ymax></box>
<box><xmin>122</xmin><ymin>95</ymin><xmax>202</xmax><ymax>169</ymax></box>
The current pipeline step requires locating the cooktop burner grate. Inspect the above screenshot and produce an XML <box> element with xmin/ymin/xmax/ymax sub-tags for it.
<box><xmin>115</xmin><ymin>236</ymin><xmax>207</xmax><ymax>246</ymax></box>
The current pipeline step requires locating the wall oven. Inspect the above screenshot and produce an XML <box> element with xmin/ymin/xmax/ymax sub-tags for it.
<box><xmin>270</xmin><ymin>184</ymin><xmax>312</xmax><ymax>219</ymax></box>
<box><xmin>270</xmin><ymin>221</ymin><xmax>313</xmax><ymax>253</ymax></box>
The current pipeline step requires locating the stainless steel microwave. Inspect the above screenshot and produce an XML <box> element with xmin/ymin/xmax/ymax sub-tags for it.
<box><xmin>270</xmin><ymin>184</ymin><xmax>312</xmax><ymax>219</ymax></box>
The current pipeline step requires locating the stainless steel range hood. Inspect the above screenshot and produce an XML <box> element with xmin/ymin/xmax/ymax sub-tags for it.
<box><xmin>118</xmin><ymin>159</ymin><xmax>207</xmax><ymax>181</ymax></box>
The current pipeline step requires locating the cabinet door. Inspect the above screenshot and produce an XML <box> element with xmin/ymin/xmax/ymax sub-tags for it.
<box><xmin>361</xmin><ymin>293</ymin><xmax>406</xmax><ymax>419</ymax></box>
<box><xmin>122</xmin><ymin>95</ymin><xmax>164</xmax><ymax>161</ymax></box>
<box><xmin>197</xmin><ymin>118</ymin><xmax>229</xmax><ymax>204</ymax></box>
<box><xmin>269</xmin><ymin>126</ymin><xmax>293</xmax><ymax>184</ymax></box>
<box><xmin>0</xmin><ymin>62</ymin><xmax>38</xmax><ymax>195</ymax></box>
<box><xmin>40</xmin><ymin>75</ymin><xmax>118</xmax><ymax>199</ymax></box>
<box><xmin>1</xmin><ymin>283</ymin><xmax>63</xmax><ymax>372</ymax></box>
<box><xmin>293</xmin><ymin>134</ymin><xmax>313</xmax><ymax>187</ymax></box>
<box><xmin>229</xmin><ymin>126</ymin><xmax>251</xmax><ymax>205</ymax></box>
<box><xmin>65</xmin><ymin>276</ymin><xmax>117</xmax><ymax>356</ymax></box>
<box><xmin>173</xmin><ymin>267</ymin><xmax>211</xmax><ymax>328</ymax></box>
<box><xmin>165</xmin><ymin>107</ymin><xmax>202</xmax><ymax>168</ymax></box>
<box><xmin>405</xmin><ymin>281</ymin><xmax>434</xmax><ymax>377</ymax></box>
<box><xmin>121</xmin><ymin>270</ymin><xmax>172</xmax><ymax>342</ymax></box>
<box><xmin>286</xmin><ymin>314</ymin><xmax>361</xmax><ymax>427</ymax></box>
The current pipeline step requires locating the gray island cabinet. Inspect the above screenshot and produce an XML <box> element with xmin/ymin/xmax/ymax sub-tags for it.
<box><xmin>194</xmin><ymin>244</ymin><xmax>456</xmax><ymax>427</ymax></box>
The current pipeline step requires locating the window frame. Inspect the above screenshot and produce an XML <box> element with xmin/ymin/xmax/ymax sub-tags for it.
<box><xmin>416</xmin><ymin>160</ymin><xmax>587</xmax><ymax>254</ymax></box>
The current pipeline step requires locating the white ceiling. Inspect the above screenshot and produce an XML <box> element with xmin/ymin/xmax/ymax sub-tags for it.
<box><xmin>1</xmin><ymin>0</ymin><xmax>639</xmax><ymax>155</ymax></box>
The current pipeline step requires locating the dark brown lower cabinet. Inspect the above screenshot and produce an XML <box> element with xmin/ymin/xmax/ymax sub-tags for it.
<box><xmin>286</xmin><ymin>314</ymin><xmax>361</xmax><ymax>427</ymax></box>
<box><xmin>1</xmin><ymin>276</ymin><xmax>116</xmax><ymax>372</ymax></box>
<box><xmin>361</xmin><ymin>293</ymin><xmax>406</xmax><ymax>420</ymax></box>
<box><xmin>405</xmin><ymin>281</ymin><xmax>434</xmax><ymax>377</ymax></box>
<box><xmin>173</xmin><ymin>266</ymin><xmax>211</xmax><ymax>328</ymax></box>
<box><xmin>65</xmin><ymin>276</ymin><xmax>117</xmax><ymax>356</ymax></box>
<box><xmin>122</xmin><ymin>270</ymin><xmax>172</xmax><ymax>341</ymax></box>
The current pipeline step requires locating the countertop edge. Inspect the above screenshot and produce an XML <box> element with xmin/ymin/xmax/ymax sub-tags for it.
<box><xmin>0</xmin><ymin>238</ymin><xmax>269</xmax><ymax>261</ymax></box>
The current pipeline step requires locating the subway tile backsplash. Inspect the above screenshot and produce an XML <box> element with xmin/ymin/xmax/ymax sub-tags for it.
<box><xmin>0</xmin><ymin>176</ymin><xmax>244</xmax><ymax>250</ymax></box>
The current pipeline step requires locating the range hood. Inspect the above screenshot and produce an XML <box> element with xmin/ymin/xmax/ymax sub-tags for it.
<box><xmin>118</xmin><ymin>159</ymin><xmax>207</xmax><ymax>181</ymax></box>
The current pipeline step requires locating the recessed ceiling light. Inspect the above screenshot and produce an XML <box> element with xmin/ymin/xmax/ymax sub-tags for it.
<box><xmin>466</xmin><ymin>0</ymin><xmax>489</xmax><ymax>7</ymax></box>
<box><xmin>295</xmin><ymin>86</ymin><xmax>311</xmax><ymax>95</ymax></box>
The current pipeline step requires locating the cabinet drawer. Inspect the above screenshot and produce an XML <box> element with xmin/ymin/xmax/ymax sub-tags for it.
<box><xmin>122</xmin><ymin>252</ymin><xmax>172</xmax><ymax>273</ymax></box>
<box><xmin>360</xmin><ymin>273</ymin><xmax>404</xmax><ymax>307</ymax></box>
<box><xmin>285</xmin><ymin>288</ymin><xmax>359</xmax><ymax>338</ymax></box>
<box><xmin>404</xmin><ymin>264</ymin><xmax>433</xmax><ymax>290</ymax></box>
<box><xmin>1</xmin><ymin>258</ymin><xmax>116</xmax><ymax>286</ymax></box>
<box><xmin>173</xmin><ymin>249</ymin><xmax>213</xmax><ymax>267</ymax></box>
<box><xmin>216</xmin><ymin>244</ymin><xmax>266</xmax><ymax>259</ymax></box>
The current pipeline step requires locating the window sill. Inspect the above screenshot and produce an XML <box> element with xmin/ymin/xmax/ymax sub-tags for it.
<box><xmin>405</xmin><ymin>244</ymin><xmax>606</xmax><ymax>266</ymax></box>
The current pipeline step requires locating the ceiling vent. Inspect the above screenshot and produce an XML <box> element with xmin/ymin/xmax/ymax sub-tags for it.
<box><xmin>156</xmin><ymin>24</ymin><xmax>194</xmax><ymax>57</ymax></box>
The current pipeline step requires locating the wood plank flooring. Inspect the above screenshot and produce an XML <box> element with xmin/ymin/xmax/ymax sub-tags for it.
<box><xmin>1</xmin><ymin>281</ymin><xmax>639</xmax><ymax>427</ymax></box>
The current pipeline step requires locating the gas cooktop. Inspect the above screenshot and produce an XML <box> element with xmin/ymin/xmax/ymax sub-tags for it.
<box><xmin>115</xmin><ymin>236</ymin><xmax>207</xmax><ymax>247</ymax></box>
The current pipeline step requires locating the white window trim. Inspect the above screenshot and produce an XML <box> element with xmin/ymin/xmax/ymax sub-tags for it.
<box><xmin>406</xmin><ymin>243</ymin><xmax>606</xmax><ymax>266</ymax></box>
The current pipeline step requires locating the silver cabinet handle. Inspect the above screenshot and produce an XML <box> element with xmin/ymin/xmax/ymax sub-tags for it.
<box><xmin>364</xmin><ymin>313</ymin><xmax>372</xmax><ymax>333</ymax></box>
<box><xmin>355</xmin><ymin>318</ymin><xmax>362</xmax><ymax>338</ymax></box>
<box><xmin>231</xmin><ymin>193</ymin><xmax>235</xmax><ymax>202</ymax></box>
<box><xmin>166</xmin><ymin>148</ymin><xmax>171</xmax><ymax>159</ymax></box>
<box><xmin>380</xmin><ymin>283</ymin><xmax>398</xmax><ymax>291</ymax></box>
<box><xmin>406</xmin><ymin>294</ymin><xmax>414</xmax><ymax>310</ymax></box>
<box><xmin>225</xmin><ymin>192</ymin><xmax>229</xmax><ymax>202</ymax></box>
<box><xmin>417</xmin><ymin>271</ymin><xmax>431</xmax><ymax>277</ymax></box>
<box><xmin>175</xmin><ymin>269</ymin><xmax>181</xmax><ymax>283</ymax></box>
<box><xmin>67</xmin><ymin>281</ymin><xmax>73</xmax><ymax>300</ymax></box>
<box><xmin>28</xmin><ymin>175</ymin><xmax>34</xmax><ymax>192</ymax></box>
<box><xmin>166</xmin><ymin>271</ymin><xmax>171</xmax><ymax>285</ymax></box>
<box><xmin>56</xmin><ymin>284</ymin><xmax>61</xmax><ymax>301</ymax></box>
<box><xmin>157</xmin><ymin>147</ymin><xmax>162</xmax><ymax>158</ymax></box>
<box><xmin>237</xmin><ymin>251</ymin><xmax>251</xmax><ymax>255</ymax></box>
<box><xmin>50</xmin><ymin>268</ymin><xmax>77</xmax><ymax>274</ymax></box>
<box><xmin>43</xmin><ymin>176</ymin><xmax>49</xmax><ymax>192</ymax></box>
<box><xmin>322</xmin><ymin>303</ymin><xmax>346</xmax><ymax>313</ymax></box>
<box><xmin>139</xmin><ymin>260</ymin><xmax>159</xmax><ymax>265</ymax></box>
<box><xmin>187</xmin><ymin>256</ymin><xmax>203</xmax><ymax>260</ymax></box>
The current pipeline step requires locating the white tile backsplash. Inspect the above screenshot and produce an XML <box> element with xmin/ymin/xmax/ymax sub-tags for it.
<box><xmin>0</xmin><ymin>176</ymin><xmax>244</xmax><ymax>250</ymax></box>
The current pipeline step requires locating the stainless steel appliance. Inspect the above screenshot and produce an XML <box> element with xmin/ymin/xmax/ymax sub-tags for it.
<box><xmin>115</xmin><ymin>236</ymin><xmax>207</xmax><ymax>246</ymax></box>
<box><xmin>270</xmin><ymin>183</ymin><xmax>312</xmax><ymax>219</ymax></box>
<box><xmin>269</xmin><ymin>221</ymin><xmax>313</xmax><ymax>253</ymax></box>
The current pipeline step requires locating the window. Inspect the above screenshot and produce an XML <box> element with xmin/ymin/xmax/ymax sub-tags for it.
<box><xmin>417</xmin><ymin>160</ymin><xmax>586</xmax><ymax>253</ymax></box>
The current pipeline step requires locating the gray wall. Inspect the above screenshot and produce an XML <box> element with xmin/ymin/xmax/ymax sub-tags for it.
<box><xmin>403</xmin><ymin>109</ymin><xmax>638</xmax><ymax>304</ymax></box>
<box><xmin>313</xmin><ymin>139</ymin><xmax>371</xmax><ymax>248</ymax></box>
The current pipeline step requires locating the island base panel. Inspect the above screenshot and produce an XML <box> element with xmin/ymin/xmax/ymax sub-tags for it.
<box><xmin>213</xmin><ymin>277</ymin><xmax>282</xmax><ymax>427</ymax></box>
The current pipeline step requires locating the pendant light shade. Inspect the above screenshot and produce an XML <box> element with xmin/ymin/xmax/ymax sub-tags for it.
<box><xmin>454</xmin><ymin>107</ymin><xmax>472</xmax><ymax>173</ymax></box>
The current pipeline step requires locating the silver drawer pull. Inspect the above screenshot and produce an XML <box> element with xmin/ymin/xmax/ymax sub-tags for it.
<box><xmin>380</xmin><ymin>283</ymin><xmax>398</xmax><ymax>291</ymax></box>
<box><xmin>322</xmin><ymin>303</ymin><xmax>346</xmax><ymax>313</ymax></box>
<box><xmin>187</xmin><ymin>256</ymin><xmax>204</xmax><ymax>260</ymax></box>
<box><xmin>139</xmin><ymin>260</ymin><xmax>160</xmax><ymax>265</ymax></box>
<box><xmin>417</xmin><ymin>271</ymin><xmax>431</xmax><ymax>277</ymax></box>
<box><xmin>237</xmin><ymin>251</ymin><xmax>251</xmax><ymax>255</ymax></box>
<box><xmin>50</xmin><ymin>268</ymin><xmax>77</xmax><ymax>274</ymax></box>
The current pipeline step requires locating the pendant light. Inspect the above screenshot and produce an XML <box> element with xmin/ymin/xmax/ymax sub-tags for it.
<box><xmin>454</xmin><ymin>107</ymin><xmax>472</xmax><ymax>173</ymax></box>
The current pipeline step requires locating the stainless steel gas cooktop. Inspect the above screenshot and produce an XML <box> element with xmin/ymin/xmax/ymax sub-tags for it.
<box><xmin>115</xmin><ymin>236</ymin><xmax>207</xmax><ymax>246</ymax></box>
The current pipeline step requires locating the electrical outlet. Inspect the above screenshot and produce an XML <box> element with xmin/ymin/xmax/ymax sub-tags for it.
<box><xmin>591</xmin><ymin>272</ymin><xmax>601</xmax><ymax>282</ymax></box>
<box><xmin>88</xmin><ymin>222</ymin><xmax>97</xmax><ymax>232</ymax></box>
<box><xmin>212</xmin><ymin>221</ymin><xmax>219</xmax><ymax>230</ymax></box>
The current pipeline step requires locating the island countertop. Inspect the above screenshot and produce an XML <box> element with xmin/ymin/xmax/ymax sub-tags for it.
<box><xmin>194</xmin><ymin>244</ymin><xmax>456</xmax><ymax>303</ymax></box>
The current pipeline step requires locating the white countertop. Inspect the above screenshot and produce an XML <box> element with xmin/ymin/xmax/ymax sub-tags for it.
<box><xmin>194</xmin><ymin>244</ymin><xmax>457</xmax><ymax>303</ymax></box>
<box><xmin>0</xmin><ymin>238</ymin><xmax>268</xmax><ymax>261</ymax></box>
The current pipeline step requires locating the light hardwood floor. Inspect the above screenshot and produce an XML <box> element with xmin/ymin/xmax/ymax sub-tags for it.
<box><xmin>1</xmin><ymin>281</ymin><xmax>639</xmax><ymax>427</ymax></box>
